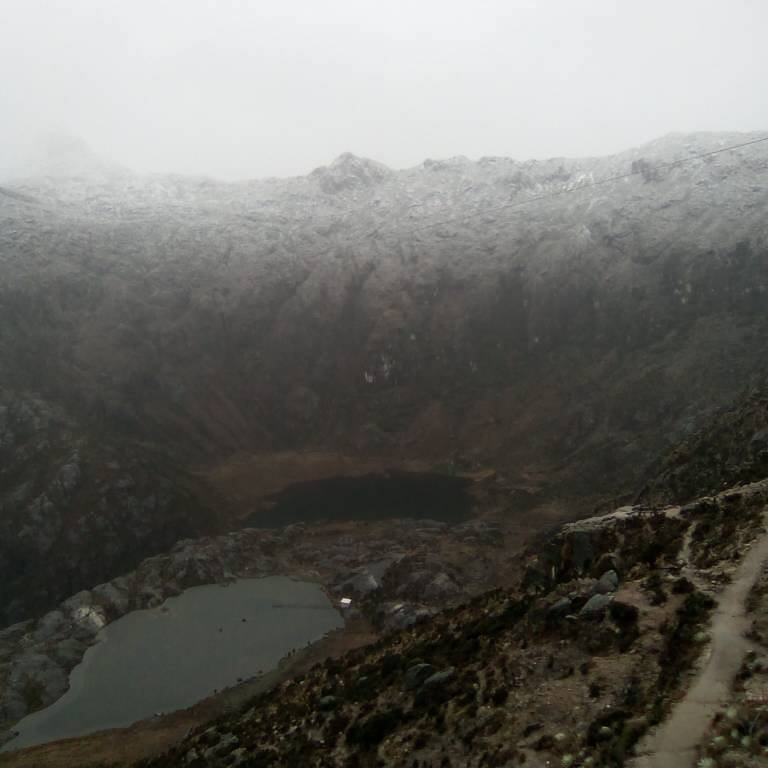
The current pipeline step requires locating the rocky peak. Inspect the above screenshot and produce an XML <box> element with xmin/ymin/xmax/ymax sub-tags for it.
<box><xmin>310</xmin><ymin>152</ymin><xmax>393</xmax><ymax>193</ymax></box>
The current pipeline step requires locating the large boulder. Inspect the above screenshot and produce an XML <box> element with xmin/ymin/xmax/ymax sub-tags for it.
<box><xmin>423</xmin><ymin>667</ymin><xmax>455</xmax><ymax>688</ymax></box>
<box><xmin>579</xmin><ymin>593</ymin><xmax>613</xmax><ymax>617</ymax></box>
<box><xmin>592</xmin><ymin>570</ymin><xmax>619</xmax><ymax>595</ymax></box>
<box><xmin>404</xmin><ymin>663</ymin><xmax>435</xmax><ymax>690</ymax></box>
<box><xmin>546</xmin><ymin>597</ymin><xmax>573</xmax><ymax>624</ymax></box>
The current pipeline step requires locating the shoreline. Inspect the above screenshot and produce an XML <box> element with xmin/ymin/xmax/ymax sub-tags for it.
<box><xmin>0</xmin><ymin>611</ymin><xmax>376</xmax><ymax>768</ymax></box>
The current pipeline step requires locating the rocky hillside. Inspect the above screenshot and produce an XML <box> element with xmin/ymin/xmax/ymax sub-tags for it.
<box><xmin>132</xmin><ymin>481</ymin><xmax>768</xmax><ymax>768</ymax></box>
<box><xmin>639</xmin><ymin>375</ymin><xmax>768</xmax><ymax>504</ymax></box>
<box><xmin>0</xmin><ymin>390</ymin><xmax>214</xmax><ymax>626</ymax></box>
<box><xmin>4</xmin><ymin>320</ymin><xmax>768</xmax><ymax>767</ymax></box>
<box><xmin>2</xmin><ymin>131</ymin><xmax>768</xmax><ymax>626</ymax></box>
<box><xmin>128</xmin><ymin>383</ymin><xmax>768</xmax><ymax>768</ymax></box>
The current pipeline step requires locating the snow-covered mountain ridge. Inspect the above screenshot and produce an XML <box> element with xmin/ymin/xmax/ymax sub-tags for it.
<box><xmin>0</xmin><ymin>131</ymin><xmax>766</xmax><ymax>627</ymax></box>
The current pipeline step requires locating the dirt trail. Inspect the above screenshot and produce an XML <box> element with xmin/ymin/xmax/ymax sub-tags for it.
<box><xmin>632</xmin><ymin>512</ymin><xmax>768</xmax><ymax>768</ymax></box>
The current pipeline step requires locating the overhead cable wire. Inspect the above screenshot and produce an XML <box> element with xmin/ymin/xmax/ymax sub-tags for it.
<box><xmin>367</xmin><ymin>134</ymin><xmax>768</xmax><ymax>241</ymax></box>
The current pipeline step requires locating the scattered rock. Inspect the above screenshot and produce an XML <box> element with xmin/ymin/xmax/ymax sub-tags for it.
<box><xmin>318</xmin><ymin>695</ymin><xmax>338</xmax><ymax>711</ymax></box>
<box><xmin>546</xmin><ymin>597</ymin><xmax>573</xmax><ymax>622</ymax></box>
<box><xmin>404</xmin><ymin>663</ymin><xmax>435</xmax><ymax>690</ymax></box>
<box><xmin>592</xmin><ymin>570</ymin><xmax>619</xmax><ymax>595</ymax></box>
<box><xmin>579</xmin><ymin>593</ymin><xmax>613</xmax><ymax>617</ymax></box>
<box><xmin>423</xmin><ymin>667</ymin><xmax>455</xmax><ymax>687</ymax></box>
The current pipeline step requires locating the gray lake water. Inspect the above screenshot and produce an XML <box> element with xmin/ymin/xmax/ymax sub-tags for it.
<box><xmin>3</xmin><ymin>577</ymin><xmax>343</xmax><ymax>751</ymax></box>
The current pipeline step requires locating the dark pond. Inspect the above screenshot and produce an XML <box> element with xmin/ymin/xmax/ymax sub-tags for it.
<box><xmin>246</xmin><ymin>470</ymin><xmax>473</xmax><ymax>528</ymax></box>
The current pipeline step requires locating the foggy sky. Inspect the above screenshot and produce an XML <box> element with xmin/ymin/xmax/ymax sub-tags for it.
<box><xmin>2</xmin><ymin>0</ymin><xmax>767</xmax><ymax>180</ymax></box>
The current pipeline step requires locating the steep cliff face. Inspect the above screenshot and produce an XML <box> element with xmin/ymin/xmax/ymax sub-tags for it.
<box><xmin>1</xmin><ymin>132</ymin><xmax>767</xmax><ymax>625</ymax></box>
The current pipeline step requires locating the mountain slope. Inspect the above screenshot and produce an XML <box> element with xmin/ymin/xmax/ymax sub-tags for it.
<box><xmin>1</xmin><ymin>131</ymin><xmax>768</xmax><ymax>625</ymax></box>
<box><xmin>131</xmin><ymin>481</ymin><xmax>768</xmax><ymax>768</ymax></box>
<box><xmin>128</xmin><ymin>381</ymin><xmax>768</xmax><ymax>768</ymax></box>
<box><xmin>639</xmin><ymin>375</ymin><xmax>768</xmax><ymax>504</ymax></box>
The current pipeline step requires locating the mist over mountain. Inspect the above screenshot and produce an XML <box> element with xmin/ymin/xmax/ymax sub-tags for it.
<box><xmin>0</xmin><ymin>130</ymin><xmax>767</xmax><ymax>630</ymax></box>
<box><xmin>3</xmin><ymin>0</ymin><xmax>768</xmax><ymax>762</ymax></box>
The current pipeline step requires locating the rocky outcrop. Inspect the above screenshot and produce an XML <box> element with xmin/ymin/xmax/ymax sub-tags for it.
<box><xmin>0</xmin><ymin>390</ymin><xmax>212</xmax><ymax>627</ymax></box>
<box><xmin>524</xmin><ymin>478</ymin><xmax>768</xmax><ymax>601</ymax></box>
<box><xmin>310</xmin><ymin>153</ymin><xmax>393</xmax><ymax>193</ymax></box>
